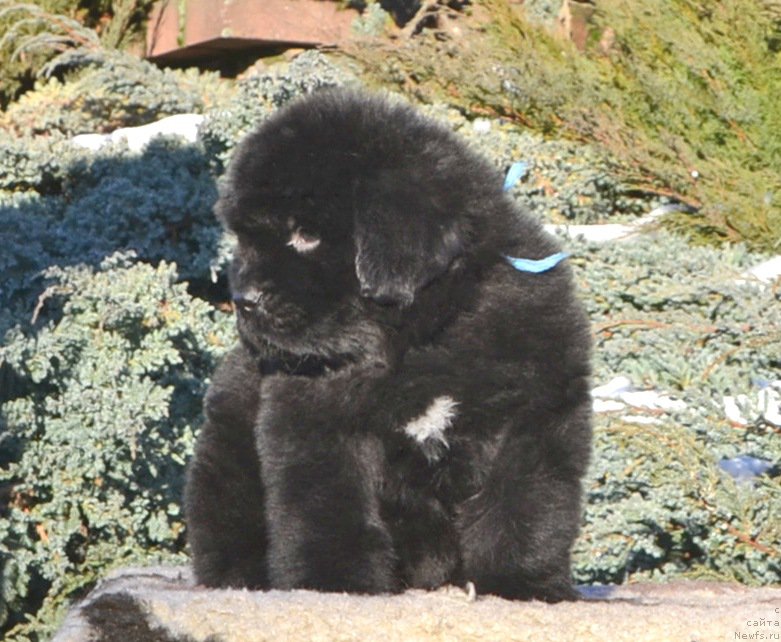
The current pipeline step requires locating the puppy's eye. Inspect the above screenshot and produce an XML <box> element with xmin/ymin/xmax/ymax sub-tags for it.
<box><xmin>287</xmin><ymin>229</ymin><xmax>321</xmax><ymax>254</ymax></box>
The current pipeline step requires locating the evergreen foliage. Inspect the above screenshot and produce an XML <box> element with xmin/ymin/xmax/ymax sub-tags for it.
<box><xmin>0</xmin><ymin>138</ymin><xmax>220</xmax><ymax>336</ymax></box>
<box><xmin>351</xmin><ymin>1</ymin><xmax>394</xmax><ymax>36</ymax></box>
<box><xmin>0</xmin><ymin>51</ymin><xmax>221</xmax><ymax>136</ymax></box>
<box><xmin>1</xmin><ymin>255</ymin><xmax>233</xmax><ymax>638</ymax></box>
<box><xmin>570</xmin><ymin>233</ymin><xmax>780</xmax><ymax>585</ymax></box>
<box><xmin>0</xmin><ymin>1</ymin><xmax>155</xmax><ymax>109</ymax></box>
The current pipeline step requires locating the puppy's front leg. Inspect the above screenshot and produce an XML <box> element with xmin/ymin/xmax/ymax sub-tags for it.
<box><xmin>257</xmin><ymin>375</ymin><xmax>400</xmax><ymax>594</ymax></box>
<box><xmin>186</xmin><ymin>347</ymin><xmax>268</xmax><ymax>589</ymax></box>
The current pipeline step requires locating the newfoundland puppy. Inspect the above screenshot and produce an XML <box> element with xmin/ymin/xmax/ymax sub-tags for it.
<box><xmin>185</xmin><ymin>89</ymin><xmax>592</xmax><ymax>602</ymax></box>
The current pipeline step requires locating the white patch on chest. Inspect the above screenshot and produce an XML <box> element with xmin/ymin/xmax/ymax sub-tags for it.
<box><xmin>403</xmin><ymin>396</ymin><xmax>459</xmax><ymax>461</ymax></box>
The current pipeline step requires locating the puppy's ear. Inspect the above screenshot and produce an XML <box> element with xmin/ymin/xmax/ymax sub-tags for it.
<box><xmin>353</xmin><ymin>170</ymin><xmax>464</xmax><ymax>307</ymax></box>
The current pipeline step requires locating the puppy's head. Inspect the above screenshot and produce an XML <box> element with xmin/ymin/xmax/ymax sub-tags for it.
<box><xmin>216</xmin><ymin>89</ymin><xmax>500</xmax><ymax>361</ymax></box>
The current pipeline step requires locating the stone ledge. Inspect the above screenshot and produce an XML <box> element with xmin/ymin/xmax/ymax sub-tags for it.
<box><xmin>53</xmin><ymin>566</ymin><xmax>781</xmax><ymax>642</ymax></box>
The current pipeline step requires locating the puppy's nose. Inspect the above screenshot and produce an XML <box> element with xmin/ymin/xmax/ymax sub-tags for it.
<box><xmin>232</xmin><ymin>289</ymin><xmax>262</xmax><ymax>313</ymax></box>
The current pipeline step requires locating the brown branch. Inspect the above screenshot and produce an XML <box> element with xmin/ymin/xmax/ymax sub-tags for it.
<box><xmin>700</xmin><ymin>332</ymin><xmax>781</xmax><ymax>382</ymax></box>
<box><xmin>401</xmin><ymin>0</ymin><xmax>447</xmax><ymax>39</ymax></box>
<box><xmin>726</xmin><ymin>525</ymin><xmax>777</xmax><ymax>557</ymax></box>
<box><xmin>593</xmin><ymin>319</ymin><xmax>719</xmax><ymax>336</ymax></box>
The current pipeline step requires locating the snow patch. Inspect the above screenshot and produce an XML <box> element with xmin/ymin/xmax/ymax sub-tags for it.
<box><xmin>723</xmin><ymin>382</ymin><xmax>781</xmax><ymax>427</ymax></box>
<box><xmin>736</xmin><ymin>256</ymin><xmax>781</xmax><ymax>287</ymax></box>
<box><xmin>70</xmin><ymin>114</ymin><xmax>204</xmax><ymax>152</ymax></box>
<box><xmin>592</xmin><ymin>376</ymin><xmax>685</xmax><ymax>425</ymax></box>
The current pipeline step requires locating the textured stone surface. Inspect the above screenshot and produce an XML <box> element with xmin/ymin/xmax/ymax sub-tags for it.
<box><xmin>146</xmin><ymin>0</ymin><xmax>358</xmax><ymax>63</ymax></box>
<box><xmin>54</xmin><ymin>566</ymin><xmax>781</xmax><ymax>641</ymax></box>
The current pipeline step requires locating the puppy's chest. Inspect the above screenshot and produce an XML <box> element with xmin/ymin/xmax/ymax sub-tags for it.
<box><xmin>257</xmin><ymin>373</ymin><xmax>495</xmax><ymax>466</ymax></box>
<box><xmin>256</xmin><ymin>374</ymin><xmax>345</xmax><ymax>432</ymax></box>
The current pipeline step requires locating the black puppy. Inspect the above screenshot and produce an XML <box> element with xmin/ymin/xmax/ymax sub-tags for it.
<box><xmin>185</xmin><ymin>89</ymin><xmax>592</xmax><ymax>602</ymax></box>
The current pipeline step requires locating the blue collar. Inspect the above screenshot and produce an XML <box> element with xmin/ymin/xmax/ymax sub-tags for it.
<box><xmin>502</xmin><ymin>163</ymin><xmax>569</xmax><ymax>273</ymax></box>
<box><xmin>505</xmin><ymin>252</ymin><xmax>569</xmax><ymax>273</ymax></box>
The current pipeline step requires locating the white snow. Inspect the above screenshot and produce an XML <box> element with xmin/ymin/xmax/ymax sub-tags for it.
<box><xmin>737</xmin><ymin>256</ymin><xmax>781</xmax><ymax>286</ymax></box>
<box><xmin>723</xmin><ymin>383</ymin><xmax>781</xmax><ymax>427</ymax></box>
<box><xmin>594</xmin><ymin>376</ymin><xmax>781</xmax><ymax>429</ymax></box>
<box><xmin>70</xmin><ymin>113</ymin><xmax>204</xmax><ymax>152</ymax></box>
<box><xmin>544</xmin><ymin>204</ymin><xmax>677</xmax><ymax>243</ymax></box>
<box><xmin>592</xmin><ymin>376</ymin><xmax>685</xmax><ymax>425</ymax></box>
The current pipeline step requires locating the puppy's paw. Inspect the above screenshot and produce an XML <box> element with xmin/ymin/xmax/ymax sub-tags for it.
<box><xmin>402</xmin><ymin>396</ymin><xmax>459</xmax><ymax>462</ymax></box>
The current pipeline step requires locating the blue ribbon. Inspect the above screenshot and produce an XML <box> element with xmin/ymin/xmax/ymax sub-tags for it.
<box><xmin>502</xmin><ymin>162</ymin><xmax>568</xmax><ymax>274</ymax></box>
<box><xmin>505</xmin><ymin>252</ymin><xmax>569</xmax><ymax>273</ymax></box>
<box><xmin>503</xmin><ymin>161</ymin><xmax>529</xmax><ymax>192</ymax></box>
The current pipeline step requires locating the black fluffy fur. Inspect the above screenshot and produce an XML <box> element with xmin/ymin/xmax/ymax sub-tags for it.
<box><xmin>185</xmin><ymin>89</ymin><xmax>592</xmax><ymax>602</ymax></box>
<box><xmin>83</xmin><ymin>593</ymin><xmax>220</xmax><ymax>642</ymax></box>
